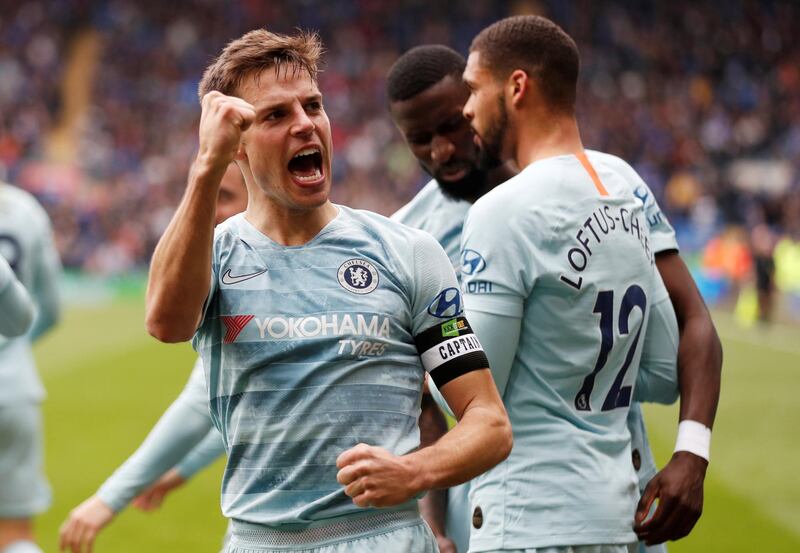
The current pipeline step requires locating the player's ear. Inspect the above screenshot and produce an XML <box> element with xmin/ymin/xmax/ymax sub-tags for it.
<box><xmin>508</xmin><ymin>69</ymin><xmax>528</xmax><ymax>108</ymax></box>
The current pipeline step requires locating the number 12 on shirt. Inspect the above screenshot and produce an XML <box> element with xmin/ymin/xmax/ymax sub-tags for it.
<box><xmin>574</xmin><ymin>285</ymin><xmax>647</xmax><ymax>412</ymax></box>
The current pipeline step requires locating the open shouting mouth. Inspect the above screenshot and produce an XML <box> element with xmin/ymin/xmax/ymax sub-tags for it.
<box><xmin>288</xmin><ymin>146</ymin><xmax>325</xmax><ymax>186</ymax></box>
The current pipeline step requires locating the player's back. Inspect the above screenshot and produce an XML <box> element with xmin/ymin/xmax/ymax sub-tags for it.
<box><xmin>462</xmin><ymin>152</ymin><xmax>663</xmax><ymax>549</ymax></box>
<box><xmin>0</xmin><ymin>184</ymin><xmax>60</xmax><ymax>403</ymax></box>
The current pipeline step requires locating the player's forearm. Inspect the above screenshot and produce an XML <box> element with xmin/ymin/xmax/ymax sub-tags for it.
<box><xmin>96</xmin><ymin>394</ymin><xmax>214</xmax><ymax>512</ymax></box>
<box><xmin>0</xmin><ymin>277</ymin><xmax>35</xmax><ymax>337</ymax></box>
<box><xmin>174</xmin><ymin>428</ymin><xmax>225</xmax><ymax>479</ymax></box>
<box><xmin>676</xmin><ymin>310</ymin><xmax>722</xmax><ymax>428</ymax></box>
<box><xmin>29</xmin><ymin>263</ymin><xmax>61</xmax><ymax>341</ymax></box>
<box><xmin>146</xmin><ymin>158</ymin><xmax>223</xmax><ymax>342</ymax></box>
<box><xmin>406</xmin><ymin>388</ymin><xmax>512</xmax><ymax>492</ymax></box>
<box><xmin>656</xmin><ymin>252</ymin><xmax>722</xmax><ymax>428</ymax></box>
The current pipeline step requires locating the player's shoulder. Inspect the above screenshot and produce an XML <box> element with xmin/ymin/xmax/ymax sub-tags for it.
<box><xmin>586</xmin><ymin>150</ymin><xmax>646</xmax><ymax>188</ymax></box>
<box><xmin>340</xmin><ymin>204</ymin><xmax>437</xmax><ymax>245</ymax></box>
<box><xmin>0</xmin><ymin>182</ymin><xmax>49</xmax><ymax>221</ymax></box>
<box><xmin>469</xmin><ymin>163</ymin><xmax>553</xmax><ymax>226</ymax></box>
<box><xmin>391</xmin><ymin>179</ymin><xmax>442</xmax><ymax>223</ymax></box>
<box><xmin>586</xmin><ymin>150</ymin><xmax>636</xmax><ymax>173</ymax></box>
<box><xmin>212</xmin><ymin>212</ymin><xmax>245</xmax><ymax>245</ymax></box>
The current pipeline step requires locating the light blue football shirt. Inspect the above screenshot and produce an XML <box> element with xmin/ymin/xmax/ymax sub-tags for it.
<box><xmin>0</xmin><ymin>184</ymin><xmax>61</xmax><ymax>404</ymax></box>
<box><xmin>461</xmin><ymin>151</ymin><xmax>673</xmax><ymax>550</ymax></box>
<box><xmin>193</xmin><ymin>206</ymin><xmax>477</xmax><ymax>527</ymax></box>
<box><xmin>392</xmin><ymin>179</ymin><xmax>471</xmax><ymax>272</ymax></box>
<box><xmin>395</xmin><ymin>169</ymin><xmax>679</xmax><ymax>553</ymax></box>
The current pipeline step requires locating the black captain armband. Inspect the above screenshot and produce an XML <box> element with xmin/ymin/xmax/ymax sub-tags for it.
<box><xmin>414</xmin><ymin>317</ymin><xmax>489</xmax><ymax>387</ymax></box>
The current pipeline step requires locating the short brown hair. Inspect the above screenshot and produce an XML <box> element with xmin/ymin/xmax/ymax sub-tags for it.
<box><xmin>198</xmin><ymin>28</ymin><xmax>323</xmax><ymax>100</ymax></box>
<box><xmin>470</xmin><ymin>15</ymin><xmax>579</xmax><ymax>113</ymax></box>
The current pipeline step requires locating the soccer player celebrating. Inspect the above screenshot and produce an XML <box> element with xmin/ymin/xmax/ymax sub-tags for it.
<box><xmin>0</xmin><ymin>256</ymin><xmax>35</xmax><ymax>338</ymax></box>
<box><xmin>387</xmin><ymin>44</ymin><xmax>721</xmax><ymax>552</ymax></box>
<box><xmin>456</xmin><ymin>15</ymin><xmax>718</xmax><ymax>552</ymax></box>
<box><xmin>0</xmin><ymin>183</ymin><xmax>61</xmax><ymax>553</ymax></box>
<box><xmin>145</xmin><ymin>28</ymin><xmax>512</xmax><ymax>553</ymax></box>
<box><xmin>59</xmin><ymin>163</ymin><xmax>247</xmax><ymax>553</ymax></box>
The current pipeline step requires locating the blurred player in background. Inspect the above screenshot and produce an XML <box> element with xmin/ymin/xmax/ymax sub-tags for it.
<box><xmin>0</xmin><ymin>183</ymin><xmax>61</xmax><ymax>553</ymax></box>
<box><xmin>0</xmin><ymin>256</ymin><xmax>35</xmax><ymax>339</ymax></box>
<box><xmin>58</xmin><ymin>163</ymin><xmax>247</xmax><ymax>553</ymax></box>
<box><xmin>146</xmin><ymin>28</ymin><xmax>512</xmax><ymax>553</ymax></box>
<box><xmin>457</xmin><ymin>14</ymin><xmax>720</xmax><ymax>552</ymax></box>
<box><xmin>387</xmin><ymin>42</ymin><xmax>722</xmax><ymax>552</ymax></box>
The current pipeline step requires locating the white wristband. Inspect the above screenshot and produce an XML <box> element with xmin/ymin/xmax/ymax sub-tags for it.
<box><xmin>674</xmin><ymin>420</ymin><xmax>712</xmax><ymax>461</ymax></box>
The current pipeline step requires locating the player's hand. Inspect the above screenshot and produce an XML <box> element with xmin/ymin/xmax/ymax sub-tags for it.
<box><xmin>59</xmin><ymin>495</ymin><xmax>115</xmax><ymax>553</ymax></box>
<box><xmin>435</xmin><ymin>534</ymin><xmax>458</xmax><ymax>553</ymax></box>
<box><xmin>197</xmin><ymin>91</ymin><xmax>256</xmax><ymax>169</ymax></box>
<box><xmin>131</xmin><ymin>468</ymin><xmax>187</xmax><ymax>511</ymax></box>
<box><xmin>336</xmin><ymin>443</ymin><xmax>422</xmax><ymax>508</ymax></box>
<box><xmin>634</xmin><ymin>451</ymin><xmax>707</xmax><ymax>545</ymax></box>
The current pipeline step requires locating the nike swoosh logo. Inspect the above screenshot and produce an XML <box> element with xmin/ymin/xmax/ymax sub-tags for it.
<box><xmin>221</xmin><ymin>268</ymin><xmax>268</xmax><ymax>285</ymax></box>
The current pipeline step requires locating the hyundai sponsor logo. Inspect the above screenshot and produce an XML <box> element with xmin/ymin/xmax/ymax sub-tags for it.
<box><xmin>427</xmin><ymin>287</ymin><xmax>463</xmax><ymax>318</ymax></box>
<box><xmin>461</xmin><ymin>249</ymin><xmax>486</xmax><ymax>275</ymax></box>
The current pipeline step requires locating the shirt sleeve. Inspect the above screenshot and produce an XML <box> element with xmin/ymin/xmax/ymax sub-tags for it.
<box><xmin>0</xmin><ymin>256</ymin><xmax>35</xmax><ymax>338</ymax></box>
<box><xmin>174</xmin><ymin>428</ymin><xmax>226</xmax><ymax>479</ymax></box>
<box><xmin>96</xmin><ymin>360</ymin><xmax>214</xmax><ymax>512</ymax></box>
<box><xmin>459</xmin><ymin>199</ymin><xmax>546</xmax><ymax>396</ymax></box>
<box><xmin>459</xmin><ymin>198</ymin><xmax>544</xmax><ymax>318</ymax></box>
<box><xmin>407</xmin><ymin>231</ymin><xmax>489</xmax><ymax>389</ymax></box>
<box><xmin>632</xmin><ymin>178</ymin><xmax>679</xmax><ymax>254</ymax></box>
<box><xmin>634</xmin><ymin>271</ymin><xmax>680</xmax><ymax>404</ymax></box>
<box><xmin>28</xmin><ymin>204</ymin><xmax>61</xmax><ymax>341</ymax></box>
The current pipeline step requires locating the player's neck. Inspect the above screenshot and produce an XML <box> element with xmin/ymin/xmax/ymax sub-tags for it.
<box><xmin>244</xmin><ymin>200</ymin><xmax>339</xmax><ymax>246</ymax></box>
<box><xmin>516</xmin><ymin>114</ymin><xmax>584</xmax><ymax>169</ymax></box>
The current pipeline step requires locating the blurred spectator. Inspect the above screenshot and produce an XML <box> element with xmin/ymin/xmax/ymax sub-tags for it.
<box><xmin>750</xmin><ymin>223</ymin><xmax>777</xmax><ymax>323</ymax></box>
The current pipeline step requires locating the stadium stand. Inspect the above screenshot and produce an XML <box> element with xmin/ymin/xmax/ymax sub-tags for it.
<box><xmin>0</xmin><ymin>0</ymin><xmax>798</xmax><ymax>319</ymax></box>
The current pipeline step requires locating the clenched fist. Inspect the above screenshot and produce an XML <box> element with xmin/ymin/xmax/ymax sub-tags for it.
<box><xmin>198</xmin><ymin>91</ymin><xmax>256</xmax><ymax>169</ymax></box>
<box><xmin>336</xmin><ymin>443</ymin><xmax>423</xmax><ymax>508</ymax></box>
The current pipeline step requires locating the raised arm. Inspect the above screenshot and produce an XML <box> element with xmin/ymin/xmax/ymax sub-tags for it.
<box><xmin>146</xmin><ymin>92</ymin><xmax>255</xmax><ymax>342</ymax></box>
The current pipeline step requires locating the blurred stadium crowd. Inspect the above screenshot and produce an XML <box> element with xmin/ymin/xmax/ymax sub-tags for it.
<box><xmin>1</xmin><ymin>0</ymin><xmax>798</xmax><ymax>320</ymax></box>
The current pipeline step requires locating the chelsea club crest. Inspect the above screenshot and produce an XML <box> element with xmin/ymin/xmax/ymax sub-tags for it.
<box><xmin>337</xmin><ymin>258</ymin><xmax>379</xmax><ymax>294</ymax></box>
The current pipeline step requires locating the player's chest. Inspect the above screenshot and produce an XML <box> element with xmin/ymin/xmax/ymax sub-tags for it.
<box><xmin>214</xmin><ymin>246</ymin><xmax>411</xmax><ymax>339</ymax></box>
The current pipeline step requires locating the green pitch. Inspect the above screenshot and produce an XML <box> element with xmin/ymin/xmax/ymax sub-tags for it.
<box><xmin>31</xmin><ymin>298</ymin><xmax>800</xmax><ymax>552</ymax></box>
